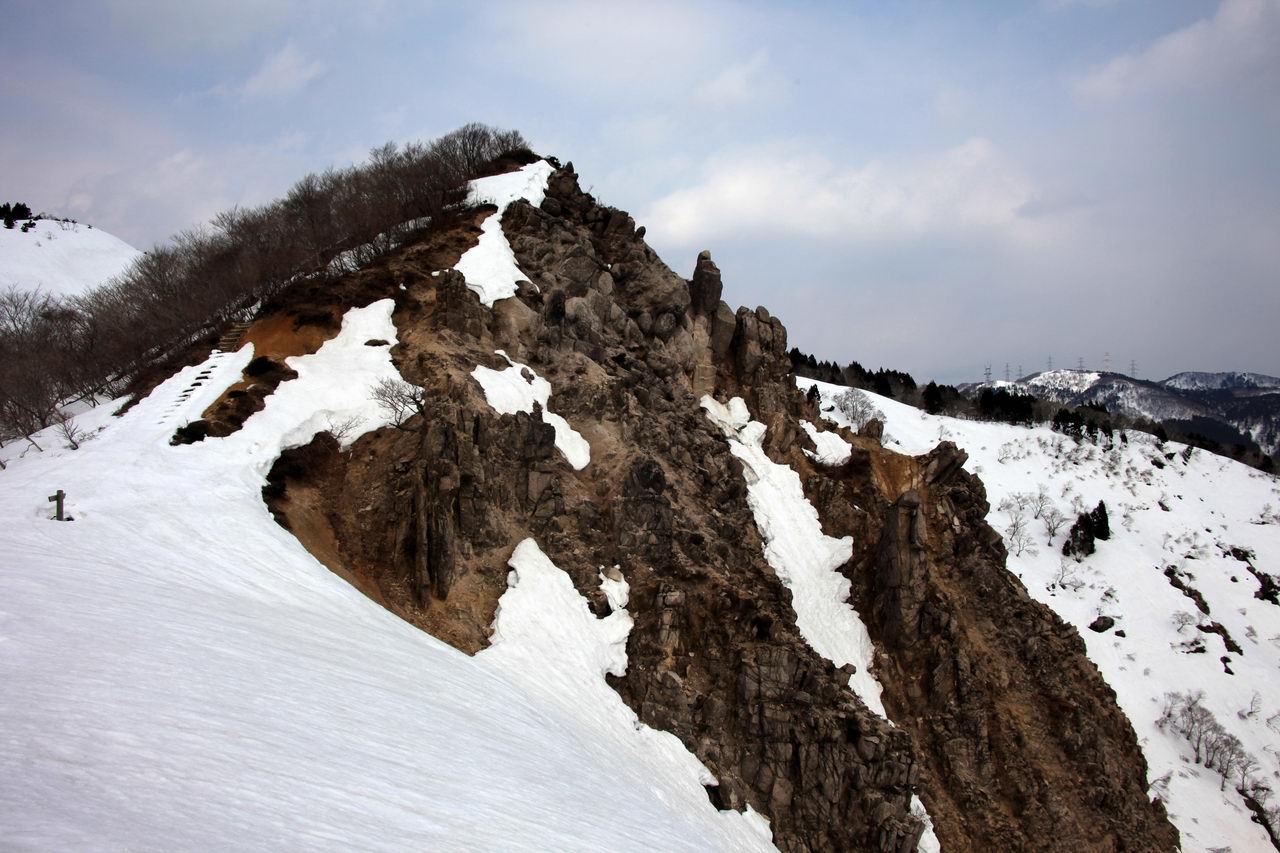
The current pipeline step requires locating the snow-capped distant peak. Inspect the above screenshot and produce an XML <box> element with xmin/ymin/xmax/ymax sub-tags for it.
<box><xmin>0</xmin><ymin>219</ymin><xmax>141</xmax><ymax>299</ymax></box>
<box><xmin>1023</xmin><ymin>369</ymin><xmax>1102</xmax><ymax>395</ymax></box>
<box><xmin>1161</xmin><ymin>371</ymin><xmax>1280</xmax><ymax>392</ymax></box>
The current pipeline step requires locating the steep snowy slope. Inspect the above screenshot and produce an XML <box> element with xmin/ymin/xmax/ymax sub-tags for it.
<box><xmin>0</xmin><ymin>219</ymin><xmax>141</xmax><ymax>298</ymax></box>
<box><xmin>970</xmin><ymin>368</ymin><xmax>1280</xmax><ymax>456</ymax></box>
<box><xmin>0</xmin><ymin>171</ymin><xmax>776</xmax><ymax>850</ymax></box>
<box><xmin>803</xmin><ymin>378</ymin><xmax>1280</xmax><ymax>852</ymax></box>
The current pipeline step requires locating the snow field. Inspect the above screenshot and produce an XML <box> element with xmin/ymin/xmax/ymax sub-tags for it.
<box><xmin>471</xmin><ymin>350</ymin><xmax>591</xmax><ymax>470</ymax></box>
<box><xmin>802</xmin><ymin>377</ymin><xmax>1280</xmax><ymax>852</ymax></box>
<box><xmin>453</xmin><ymin>160</ymin><xmax>556</xmax><ymax>307</ymax></box>
<box><xmin>0</xmin><ymin>299</ymin><xmax>774</xmax><ymax>851</ymax></box>
<box><xmin>0</xmin><ymin>219</ymin><xmax>141</xmax><ymax>299</ymax></box>
<box><xmin>701</xmin><ymin>396</ymin><xmax>939</xmax><ymax>851</ymax></box>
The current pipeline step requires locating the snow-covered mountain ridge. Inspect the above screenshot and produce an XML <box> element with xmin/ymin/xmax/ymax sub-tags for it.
<box><xmin>2</xmin><ymin>152</ymin><xmax>1231</xmax><ymax>851</ymax></box>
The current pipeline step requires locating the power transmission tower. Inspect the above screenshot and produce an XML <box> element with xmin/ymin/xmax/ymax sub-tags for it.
<box><xmin>1077</xmin><ymin>356</ymin><xmax>1085</xmax><ymax>371</ymax></box>
<box><xmin>1004</xmin><ymin>362</ymin><xmax>1010</xmax><ymax>382</ymax></box>
<box><xmin>1048</xmin><ymin>355</ymin><xmax>1054</xmax><ymax>371</ymax></box>
<box><xmin>1130</xmin><ymin>359</ymin><xmax>1137</xmax><ymax>377</ymax></box>
<box><xmin>1104</xmin><ymin>351</ymin><xmax>1112</xmax><ymax>372</ymax></box>
<box><xmin>984</xmin><ymin>364</ymin><xmax>992</xmax><ymax>383</ymax></box>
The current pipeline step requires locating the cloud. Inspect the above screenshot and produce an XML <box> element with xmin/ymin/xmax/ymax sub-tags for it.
<box><xmin>239</xmin><ymin>42</ymin><xmax>327</xmax><ymax>98</ymax></box>
<box><xmin>694</xmin><ymin>50</ymin><xmax>782</xmax><ymax>107</ymax></box>
<box><xmin>1073</xmin><ymin>0</ymin><xmax>1280</xmax><ymax>102</ymax></box>
<box><xmin>642</xmin><ymin>139</ymin><xmax>1055</xmax><ymax>249</ymax></box>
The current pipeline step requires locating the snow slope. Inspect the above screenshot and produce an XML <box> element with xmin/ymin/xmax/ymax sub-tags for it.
<box><xmin>802</xmin><ymin>378</ymin><xmax>1280</xmax><ymax>852</ymax></box>
<box><xmin>0</xmin><ymin>219</ymin><xmax>140</xmax><ymax>298</ymax></box>
<box><xmin>0</xmin><ymin>299</ymin><xmax>773</xmax><ymax>851</ymax></box>
<box><xmin>454</xmin><ymin>160</ymin><xmax>555</xmax><ymax>307</ymax></box>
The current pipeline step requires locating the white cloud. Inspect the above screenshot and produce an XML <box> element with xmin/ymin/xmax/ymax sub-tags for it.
<box><xmin>642</xmin><ymin>139</ymin><xmax>1056</xmax><ymax>249</ymax></box>
<box><xmin>694</xmin><ymin>50</ymin><xmax>781</xmax><ymax>107</ymax></box>
<box><xmin>1073</xmin><ymin>0</ymin><xmax>1280</xmax><ymax>101</ymax></box>
<box><xmin>240</xmin><ymin>42</ymin><xmax>327</xmax><ymax>99</ymax></box>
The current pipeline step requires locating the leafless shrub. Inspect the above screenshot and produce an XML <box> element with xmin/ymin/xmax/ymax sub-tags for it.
<box><xmin>1042</xmin><ymin>506</ymin><xmax>1067</xmax><ymax>540</ymax></box>
<box><xmin>325</xmin><ymin>413</ymin><xmax>365</xmax><ymax>444</ymax></box>
<box><xmin>371</xmin><ymin>377</ymin><xmax>424</xmax><ymax>428</ymax></box>
<box><xmin>1050</xmin><ymin>558</ymin><xmax>1084</xmax><ymax>592</ymax></box>
<box><xmin>53</xmin><ymin>410</ymin><xmax>86</xmax><ymax>450</ymax></box>
<box><xmin>834</xmin><ymin>389</ymin><xmax>883</xmax><ymax>433</ymax></box>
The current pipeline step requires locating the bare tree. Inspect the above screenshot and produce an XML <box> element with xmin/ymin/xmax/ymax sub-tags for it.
<box><xmin>371</xmin><ymin>377</ymin><xmax>424</xmax><ymax>429</ymax></box>
<box><xmin>834</xmin><ymin>389</ymin><xmax>883</xmax><ymax>433</ymax></box>
<box><xmin>1051</xmin><ymin>558</ymin><xmax>1084</xmax><ymax>592</ymax></box>
<box><xmin>1029</xmin><ymin>485</ymin><xmax>1052</xmax><ymax>519</ymax></box>
<box><xmin>1042</xmin><ymin>506</ymin><xmax>1067</xmax><ymax>540</ymax></box>
<box><xmin>325</xmin><ymin>413</ymin><xmax>365</xmax><ymax>444</ymax></box>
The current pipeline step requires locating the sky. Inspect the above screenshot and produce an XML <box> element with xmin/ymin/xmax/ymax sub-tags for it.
<box><xmin>2</xmin><ymin>0</ymin><xmax>1277</xmax><ymax>384</ymax></box>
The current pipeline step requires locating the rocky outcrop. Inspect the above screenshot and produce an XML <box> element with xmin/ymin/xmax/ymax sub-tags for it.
<box><xmin>257</xmin><ymin>159</ymin><xmax>1179</xmax><ymax>851</ymax></box>
<box><xmin>794</xmin><ymin>437</ymin><xmax>1178</xmax><ymax>851</ymax></box>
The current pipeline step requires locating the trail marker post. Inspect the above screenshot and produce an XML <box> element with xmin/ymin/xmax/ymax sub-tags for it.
<box><xmin>48</xmin><ymin>489</ymin><xmax>65</xmax><ymax>521</ymax></box>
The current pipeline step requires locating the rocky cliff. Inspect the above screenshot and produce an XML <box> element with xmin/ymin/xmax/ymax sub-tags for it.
<box><xmin>231</xmin><ymin>157</ymin><xmax>1177</xmax><ymax>851</ymax></box>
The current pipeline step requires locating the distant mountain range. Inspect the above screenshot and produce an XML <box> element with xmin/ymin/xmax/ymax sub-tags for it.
<box><xmin>962</xmin><ymin>368</ymin><xmax>1280</xmax><ymax>456</ymax></box>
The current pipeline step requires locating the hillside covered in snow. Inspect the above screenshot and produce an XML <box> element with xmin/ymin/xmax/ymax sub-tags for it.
<box><xmin>804</xmin><ymin>378</ymin><xmax>1280</xmax><ymax>851</ymax></box>
<box><xmin>968</xmin><ymin>368</ymin><xmax>1280</xmax><ymax>459</ymax></box>
<box><xmin>0</xmin><ymin>218</ymin><xmax>140</xmax><ymax>298</ymax></box>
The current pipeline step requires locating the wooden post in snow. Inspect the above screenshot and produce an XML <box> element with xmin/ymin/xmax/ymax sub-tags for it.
<box><xmin>48</xmin><ymin>489</ymin><xmax>65</xmax><ymax>521</ymax></box>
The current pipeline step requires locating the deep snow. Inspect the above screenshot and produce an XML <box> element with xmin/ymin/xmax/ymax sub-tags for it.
<box><xmin>802</xmin><ymin>378</ymin><xmax>1280</xmax><ymax>852</ymax></box>
<box><xmin>0</xmin><ymin>299</ymin><xmax>774</xmax><ymax>851</ymax></box>
<box><xmin>0</xmin><ymin>219</ymin><xmax>140</xmax><ymax>298</ymax></box>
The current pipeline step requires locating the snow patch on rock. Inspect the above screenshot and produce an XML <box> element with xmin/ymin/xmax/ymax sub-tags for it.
<box><xmin>471</xmin><ymin>350</ymin><xmax>590</xmax><ymax>470</ymax></box>
<box><xmin>454</xmin><ymin>160</ymin><xmax>555</xmax><ymax>307</ymax></box>
<box><xmin>801</xmin><ymin>419</ymin><xmax>852</xmax><ymax>466</ymax></box>
<box><xmin>702</xmin><ymin>395</ymin><xmax>939</xmax><ymax>851</ymax></box>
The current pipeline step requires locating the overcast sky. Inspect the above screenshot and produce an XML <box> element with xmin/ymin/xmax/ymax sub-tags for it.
<box><xmin>3</xmin><ymin>0</ymin><xmax>1277</xmax><ymax>383</ymax></box>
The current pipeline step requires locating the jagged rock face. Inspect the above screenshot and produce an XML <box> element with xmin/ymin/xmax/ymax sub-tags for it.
<box><xmin>797</xmin><ymin>437</ymin><xmax>1178</xmax><ymax>851</ymax></box>
<box><xmin>260</xmin><ymin>162</ymin><xmax>1178</xmax><ymax>851</ymax></box>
